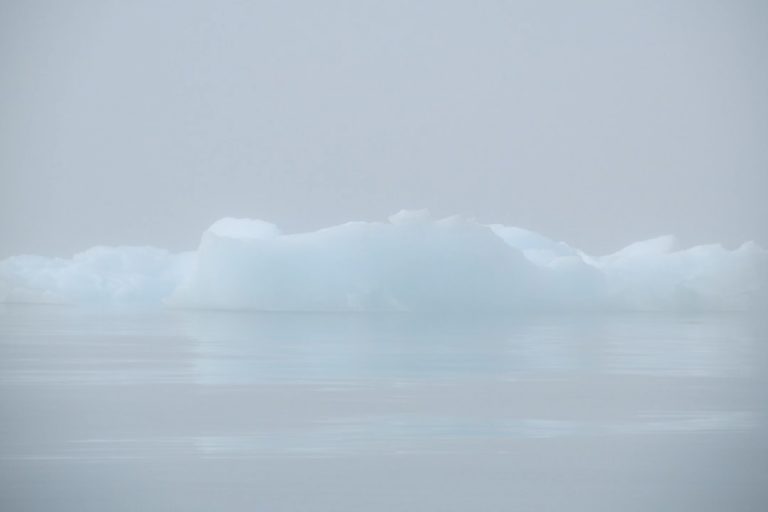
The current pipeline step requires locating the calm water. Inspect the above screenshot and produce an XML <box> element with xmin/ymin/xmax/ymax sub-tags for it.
<box><xmin>1</xmin><ymin>305</ymin><xmax>766</xmax><ymax>511</ymax></box>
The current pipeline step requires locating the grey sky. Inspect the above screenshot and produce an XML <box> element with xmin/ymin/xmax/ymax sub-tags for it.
<box><xmin>1</xmin><ymin>0</ymin><xmax>766</xmax><ymax>258</ymax></box>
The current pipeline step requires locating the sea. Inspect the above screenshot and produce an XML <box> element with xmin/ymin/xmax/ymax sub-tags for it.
<box><xmin>1</xmin><ymin>304</ymin><xmax>766</xmax><ymax>511</ymax></box>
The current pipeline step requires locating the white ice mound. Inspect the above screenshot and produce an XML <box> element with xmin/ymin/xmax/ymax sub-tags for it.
<box><xmin>596</xmin><ymin>236</ymin><xmax>766</xmax><ymax>311</ymax></box>
<box><xmin>207</xmin><ymin>217</ymin><xmax>281</xmax><ymax>240</ymax></box>
<box><xmin>1</xmin><ymin>210</ymin><xmax>765</xmax><ymax>311</ymax></box>
<box><xmin>171</xmin><ymin>212</ymin><xmax>539</xmax><ymax>311</ymax></box>
<box><xmin>0</xmin><ymin>246</ymin><xmax>191</xmax><ymax>305</ymax></box>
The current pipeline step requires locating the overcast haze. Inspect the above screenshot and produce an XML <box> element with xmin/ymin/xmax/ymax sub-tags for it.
<box><xmin>1</xmin><ymin>0</ymin><xmax>766</xmax><ymax>258</ymax></box>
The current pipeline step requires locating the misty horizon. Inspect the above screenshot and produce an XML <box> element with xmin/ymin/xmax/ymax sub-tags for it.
<box><xmin>2</xmin><ymin>0</ymin><xmax>767</xmax><ymax>258</ymax></box>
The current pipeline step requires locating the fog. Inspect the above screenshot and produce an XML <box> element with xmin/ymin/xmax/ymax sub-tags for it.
<box><xmin>2</xmin><ymin>0</ymin><xmax>767</xmax><ymax>258</ymax></box>
<box><xmin>2</xmin><ymin>4</ymin><xmax>768</xmax><ymax>512</ymax></box>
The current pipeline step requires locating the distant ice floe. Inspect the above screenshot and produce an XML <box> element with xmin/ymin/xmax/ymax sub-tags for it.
<box><xmin>1</xmin><ymin>210</ymin><xmax>765</xmax><ymax>311</ymax></box>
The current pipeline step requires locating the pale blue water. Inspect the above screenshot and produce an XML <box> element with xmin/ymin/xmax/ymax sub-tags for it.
<box><xmin>1</xmin><ymin>305</ymin><xmax>766</xmax><ymax>511</ymax></box>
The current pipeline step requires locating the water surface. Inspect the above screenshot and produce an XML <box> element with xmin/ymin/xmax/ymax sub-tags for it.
<box><xmin>1</xmin><ymin>305</ymin><xmax>766</xmax><ymax>511</ymax></box>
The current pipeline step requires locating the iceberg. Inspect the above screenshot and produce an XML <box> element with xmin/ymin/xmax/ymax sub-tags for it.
<box><xmin>0</xmin><ymin>246</ymin><xmax>191</xmax><ymax>305</ymax></box>
<box><xmin>1</xmin><ymin>211</ymin><xmax>765</xmax><ymax>311</ymax></box>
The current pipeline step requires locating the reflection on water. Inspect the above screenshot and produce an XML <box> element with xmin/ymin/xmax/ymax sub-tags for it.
<box><xmin>1</xmin><ymin>308</ymin><xmax>758</xmax><ymax>385</ymax></box>
<box><xmin>2</xmin><ymin>410</ymin><xmax>758</xmax><ymax>462</ymax></box>
<box><xmin>0</xmin><ymin>305</ymin><xmax>766</xmax><ymax>511</ymax></box>
<box><xmin>27</xmin><ymin>410</ymin><xmax>752</xmax><ymax>461</ymax></box>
